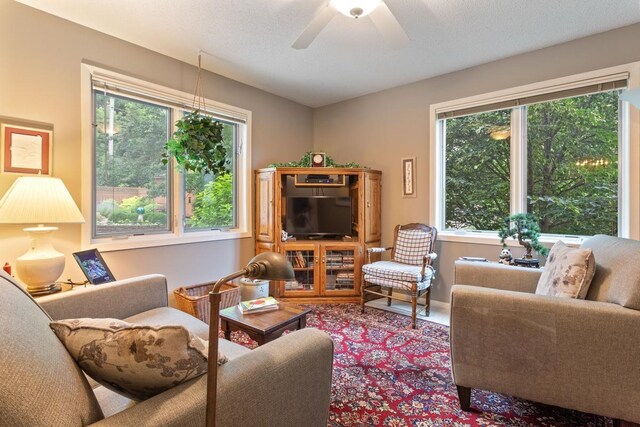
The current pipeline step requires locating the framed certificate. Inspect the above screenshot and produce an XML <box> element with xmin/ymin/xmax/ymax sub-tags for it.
<box><xmin>1</xmin><ymin>123</ymin><xmax>52</xmax><ymax>175</ymax></box>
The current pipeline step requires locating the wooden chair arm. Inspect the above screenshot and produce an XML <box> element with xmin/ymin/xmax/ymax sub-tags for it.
<box><xmin>366</xmin><ymin>247</ymin><xmax>392</xmax><ymax>264</ymax></box>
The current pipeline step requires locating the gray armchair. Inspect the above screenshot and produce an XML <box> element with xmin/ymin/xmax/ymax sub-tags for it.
<box><xmin>0</xmin><ymin>271</ymin><xmax>334</xmax><ymax>427</ymax></box>
<box><xmin>450</xmin><ymin>235</ymin><xmax>640</xmax><ymax>425</ymax></box>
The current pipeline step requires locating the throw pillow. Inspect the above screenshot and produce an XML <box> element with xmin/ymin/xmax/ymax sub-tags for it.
<box><xmin>535</xmin><ymin>241</ymin><xmax>595</xmax><ymax>299</ymax></box>
<box><xmin>393</xmin><ymin>228</ymin><xmax>432</xmax><ymax>265</ymax></box>
<box><xmin>50</xmin><ymin>318</ymin><xmax>227</xmax><ymax>400</ymax></box>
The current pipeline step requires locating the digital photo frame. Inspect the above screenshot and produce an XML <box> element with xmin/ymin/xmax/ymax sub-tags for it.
<box><xmin>72</xmin><ymin>249</ymin><xmax>116</xmax><ymax>284</ymax></box>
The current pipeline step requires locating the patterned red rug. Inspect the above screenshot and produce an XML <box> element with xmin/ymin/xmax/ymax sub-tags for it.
<box><xmin>230</xmin><ymin>303</ymin><xmax>612</xmax><ymax>427</ymax></box>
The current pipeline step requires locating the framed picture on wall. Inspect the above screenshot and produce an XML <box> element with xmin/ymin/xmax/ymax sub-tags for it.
<box><xmin>402</xmin><ymin>157</ymin><xmax>416</xmax><ymax>198</ymax></box>
<box><xmin>1</xmin><ymin>123</ymin><xmax>52</xmax><ymax>175</ymax></box>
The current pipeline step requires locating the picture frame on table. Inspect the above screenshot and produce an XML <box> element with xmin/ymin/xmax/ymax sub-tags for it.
<box><xmin>401</xmin><ymin>157</ymin><xmax>416</xmax><ymax>198</ymax></box>
<box><xmin>73</xmin><ymin>249</ymin><xmax>116</xmax><ymax>285</ymax></box>
<box><xmin>1</xmin><ymin>122</ymin><xmax>52</xmax><ymax>175</ymax></box>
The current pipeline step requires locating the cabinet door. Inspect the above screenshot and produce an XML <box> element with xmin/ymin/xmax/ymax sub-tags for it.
<box><xmin>281</xmin><ymin>243</ymin><xmax>320</xmax><ymax>297</ymax></box>
<box><xmin>364</xmin><ymin>172</ymin><xmax>381</xmax><ymax>242</ymax></box>
<box><xmin>321</xmin><ymin>244</ymin><xmax>361</xmax><ymax>296</ymax></box>
<box><xmin>256</xmin><ymin>170</ymin><xmax>275</xmax><ymax>243</ymax></box>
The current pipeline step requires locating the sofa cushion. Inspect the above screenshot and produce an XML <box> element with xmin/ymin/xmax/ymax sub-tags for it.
<box><xmin>126</xmin><ymin>306</ymin><xmax>209</xmax><ymax>340</ymax></box>
<box><xmin>0</xmin><ymin>271</ymin><xmax>104</xmax><ymax>426</ymax></box>
<box><xmin>581</xmin><ymin>234</ymin><xmax>640</xmax><ymax>309</ymax></box>
<box><xmin>50</xmin><ymin>318</ymin><xmax>227</xmax><ymax>401</ymax></box>
<box><xmin>536</xmin><ymin>241</ymin><xmax>595</xmax><ymax>299</ymax></box>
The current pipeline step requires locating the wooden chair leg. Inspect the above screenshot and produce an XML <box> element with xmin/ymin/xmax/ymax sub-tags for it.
<box><xmin>456</xmin><ymin>385</ymin><xmax>471</xmax><ymax>411</ymax></box>
<box><xmin>424</xmin><ymin>287</ymin><xmax>431</xmax><ymax>317</ymax></box>
<box><xmin>360</xmin><ymin>278</ymin><xmax>366</xmax><ymax>314</ymax></box>
<box><xmin>387</xmin><ymin>287</ymin><xmax>393</xmax><ymax>306</ymax></box>
<box><xmin>411</xmin><ymin>288</ymin><xmax>417</xmax><ymax>329</ymax></box>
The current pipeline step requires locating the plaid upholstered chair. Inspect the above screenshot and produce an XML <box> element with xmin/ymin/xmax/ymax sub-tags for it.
<box><xmin>361</xmin><ymin>223</ymin><xmax>438</xmax><ymax>329</ymax></box>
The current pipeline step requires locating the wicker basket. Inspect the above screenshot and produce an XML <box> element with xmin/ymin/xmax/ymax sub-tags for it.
<box><xmin>174</xmin><ymin>281</ymin><xmax>241</xmax><ymax>325</ymax></box>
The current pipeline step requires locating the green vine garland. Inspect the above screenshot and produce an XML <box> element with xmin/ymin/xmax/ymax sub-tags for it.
<box><xmin>268</xmin><ymin>151</ymin><xmax>362</xmax><ymax>168</ymax></box>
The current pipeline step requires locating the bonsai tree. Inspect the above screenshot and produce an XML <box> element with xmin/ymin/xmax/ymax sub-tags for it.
<box><xmin>161</xmin><ymin>110</ymin><xmax>227</xmax><ymax>176</ymax></box>
<box><xmin>498</xmin><ymin>213</ymin><xmax>549</xmax><ymax>258</ymax></box>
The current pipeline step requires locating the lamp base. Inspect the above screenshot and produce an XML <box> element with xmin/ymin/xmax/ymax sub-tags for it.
<box><xmin>16</xmin><ymin>226</ymin><xmax>65</xmax><ymax>293</ymax></box>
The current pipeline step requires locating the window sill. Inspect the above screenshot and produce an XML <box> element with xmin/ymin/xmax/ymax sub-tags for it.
<box><xmin>438</xmin><ymin>230</ymin><xmax>587</xmax><ymax>248</ymax></box>
<box><xmin>89</xmin><ymin>229</ymin><xmax>252</xmax><ymax>252</ymax></box>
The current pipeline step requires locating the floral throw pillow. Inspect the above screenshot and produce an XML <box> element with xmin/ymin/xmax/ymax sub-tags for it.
<box><xmin>536</xmin><ymin>241</ymin><xmax>596</xmax><ymax>299</ymax></box>
<box><xmin>50</xmin><ymin>318</ymin><xmax>227</xmax><ymax>401</ymax></box>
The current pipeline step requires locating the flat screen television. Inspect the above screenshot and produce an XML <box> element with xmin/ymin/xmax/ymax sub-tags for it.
<box><xmin>285</xmin><ymin>196</ymin><xmax>352</xmax><ymax>237</ymax></box>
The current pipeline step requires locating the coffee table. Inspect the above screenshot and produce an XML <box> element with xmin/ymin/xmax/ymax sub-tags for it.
<box><xmin>219</xmin><ymin>301</ymin><xmax>311</xmax><ymax>346</ymax></box>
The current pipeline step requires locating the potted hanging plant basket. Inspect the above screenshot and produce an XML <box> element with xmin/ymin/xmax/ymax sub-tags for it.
<box><xmin>162</xmin><ymin>110</ymin><xmax>227</xmax><ymax>176</ymax></box>
<box><xmin>162</xmin><ymin>52</ymin><xmax>227</xmax><ymax>176</ymax></box>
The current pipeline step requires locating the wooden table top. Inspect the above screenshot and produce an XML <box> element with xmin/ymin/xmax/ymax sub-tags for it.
<box><xmin>219</xmin><ymin>301</ymin><xmax>311</xmax><ymax>335</ymax></box>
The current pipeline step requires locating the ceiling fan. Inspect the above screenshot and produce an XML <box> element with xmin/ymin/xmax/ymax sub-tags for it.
<box><xmin>292</xmin><ymin>0</ymin><xmax>411</xmax><ymax>50</ymax></box>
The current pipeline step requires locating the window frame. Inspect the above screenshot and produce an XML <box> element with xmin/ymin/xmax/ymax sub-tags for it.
<box><xmin>81</xmin><ymin>63</ymin><xmax>253</xmax><ymax>251</ymax></box>
<box><xmin>429</xmin><ymin>62</ymin><xmax>640</xmax><ymax>246</ymax></box>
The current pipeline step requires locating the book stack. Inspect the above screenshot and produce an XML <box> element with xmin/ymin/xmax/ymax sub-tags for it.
<box><xmin>341</xmin><ymin>254</ymin><xmax>354</xmax><ymax>268</ymax></box>
<box><xmin>325</xmin><ymin>253</ymin><xmax>343</xmax><ymax>267</ymax></box>
<box><xmin>238</xmin><ymin>296</ymin><xmax>279</xmax><ymax>314</ymax></box>
<box><xmin>335</xmin><ymin>272</ymin><xmax>354</xmax><ymax>289</ymax></box>
<box><xmin>291</xmin><ymin>251</ymin><xmax>307</xmax><ymax>268</ymax></box>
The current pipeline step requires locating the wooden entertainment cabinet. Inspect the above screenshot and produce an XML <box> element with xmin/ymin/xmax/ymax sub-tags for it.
<box><xmin>255</xmin><ymin>167</ymin><xmax>381</xmax><ymax>302</ymax></box>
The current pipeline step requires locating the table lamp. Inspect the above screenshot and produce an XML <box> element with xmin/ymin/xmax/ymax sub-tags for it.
<box><xmin>0</xmin><ymin>176</ymin><xmax>85</xmax><ymax>294</ymax></box>
<box><xmin>206</xmin><ymin>252</ymin><xmax>294</xmax><ymax>427</ymax></box>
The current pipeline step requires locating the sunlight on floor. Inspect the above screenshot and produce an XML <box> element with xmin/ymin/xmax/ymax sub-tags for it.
<box><xmin>365</xmin><ymin>298</ymin><xmax>450</xmax><ymax>327</ymax></box>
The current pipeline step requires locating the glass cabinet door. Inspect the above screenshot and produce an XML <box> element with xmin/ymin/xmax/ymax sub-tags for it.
<box><xmin>322</xmin><ymin>244</ymin><xmax>360</xmax><ymax>296</ymax></box>
<box><xmin>282</xmin><ymin>244</ymin><xmax>319</xmax><ymax>296</ymax></box>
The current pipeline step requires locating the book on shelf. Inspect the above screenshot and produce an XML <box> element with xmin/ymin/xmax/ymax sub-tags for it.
<box><xmin>238</xmin><ymin>296</ymin><xmax>279</xmax><ymax>313</ymax></box>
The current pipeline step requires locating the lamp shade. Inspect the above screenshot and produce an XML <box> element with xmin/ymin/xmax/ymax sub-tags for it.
<box><xmin>246</xmin><ymin>252</ymin><xmax>295</xmax><ymax>281</ymax></box>
<box><xmin>0</xmin><ymin>176</ymin><xmax>84</xmax><ymax>224</ymax></box>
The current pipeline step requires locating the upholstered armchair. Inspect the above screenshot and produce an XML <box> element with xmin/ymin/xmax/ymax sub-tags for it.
<box><xmin>361</xmin><ymin>223</ymin><xmax>437</xmax><ymax>328</ymax></box>
<box><xmin>450</xmin><ymin>234</ymin><xmax>640</xmax><ymax>425</ymax></box>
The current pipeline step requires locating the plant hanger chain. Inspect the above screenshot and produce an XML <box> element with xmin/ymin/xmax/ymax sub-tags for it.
<box><xmin>192</xmin><ymin>51</ymin><xmax>208</xmax><ymax>113</ymax></box>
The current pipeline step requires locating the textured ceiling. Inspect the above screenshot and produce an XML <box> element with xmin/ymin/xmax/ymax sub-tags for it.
<box><xmin>15</xmin><ymin>0</ymin><xmax>640</xmax><ymax>107</ymax></box>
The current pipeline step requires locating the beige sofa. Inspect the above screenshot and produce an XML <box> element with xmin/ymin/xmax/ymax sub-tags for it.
<box><xmin>450</xmin><ymin>234</ymin><xmax>640</xmax><ymax>425</ymax></box>
<box><xmin>0</xmin><ymin>271</ymin><xmax>334</xmax><ymax>427</ymax></box>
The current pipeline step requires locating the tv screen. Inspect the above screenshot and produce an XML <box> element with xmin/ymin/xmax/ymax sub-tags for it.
<box><xmin>285</xmin><ymin>196</ymin><xmax>352</xmax><ymax>237</ymax></box>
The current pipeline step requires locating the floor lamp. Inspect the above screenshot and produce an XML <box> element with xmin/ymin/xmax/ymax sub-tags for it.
<box><xmin>206</xmin><ymin>252</ymin><xmax>294</xmax><ymax>427</ymax></box>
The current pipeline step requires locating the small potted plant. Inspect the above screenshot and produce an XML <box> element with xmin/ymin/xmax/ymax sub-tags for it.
<box><xmin>498</xmin><ymin>213</ymin><xmax>549</xmax><ymax>260</ymax></box>
<box><xmin>161</xmin><ymin>111</ymin><xmax>227</xmax><ymax>176</ymax></box>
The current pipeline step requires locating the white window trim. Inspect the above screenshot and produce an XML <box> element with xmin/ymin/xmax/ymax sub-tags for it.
<box><xmin>429</xmin><ymin>62</ymin><xmax>640</xmax><ymax>245</ymax></box>
<box><xmin>80</xmin><ymin>63</ymin><xmax>253</xmax><ymax>252</ymax></box>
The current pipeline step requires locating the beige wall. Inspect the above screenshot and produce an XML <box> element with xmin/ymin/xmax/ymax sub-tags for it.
<box><xmin>4</xmin><ymin>1</ymin><xmax>640</xmax><ymax>305</ymax></box>
<box><xmin>314</xmin><ymin>23</ymin><xmax>640</xmax><ymax>302</ymax></box>
<box><xmin>0</xmin><ymin>1</ymin><xmax>313</xmax><ymax>301</ymax></box>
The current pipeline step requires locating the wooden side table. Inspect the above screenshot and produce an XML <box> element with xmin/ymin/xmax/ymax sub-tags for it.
<box><xmin>219</xmin><ymin>301</ymin><xmax>311</xmax><ymax>346</ymax></box>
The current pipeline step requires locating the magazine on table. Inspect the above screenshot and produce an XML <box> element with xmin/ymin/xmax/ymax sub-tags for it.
<box><xmin>238</xmin><ymin>296</ymin><xmax>279</xmax><ymax>313</ymax></box>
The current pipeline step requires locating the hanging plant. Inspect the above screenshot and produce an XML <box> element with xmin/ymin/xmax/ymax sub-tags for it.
<box><xmin>162</xmin><ymin>52</ymin><xmax>227</xmax><ymax>176</ymax></box>
<box><xmin>498</xmin><ymin>213</ymin><xmax>549</xmax><ymax>258</ymax></box>
<box><xmin>162</xmin><ymin>111</ymin><xmax>226</xmax><ymax>175</ymax></box>
<box><xmin>268</xmin><ymin>151</ymin><xmax>362</xmax><ymax>168</ymax></box>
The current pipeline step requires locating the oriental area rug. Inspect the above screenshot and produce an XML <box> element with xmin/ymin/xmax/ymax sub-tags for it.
<box><xmin>230</xmin><ymin>303</ymin><xmax>612</xmax><ymax>427</ymax></box>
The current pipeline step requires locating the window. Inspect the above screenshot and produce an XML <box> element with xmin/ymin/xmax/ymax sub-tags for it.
<box><xmin>82</xmin><ymin>65</ymin><xmax>252</xmax><ymax>250</ymax></box>
<box><xmin>94</xmin><ymin>92</ymin><xmax>172</xmax><ymax>236</ymax></box>
<box><xmin>431</xmin><ymin>66</ymin><xmax>640</xmax><ymax>242</ymax></box>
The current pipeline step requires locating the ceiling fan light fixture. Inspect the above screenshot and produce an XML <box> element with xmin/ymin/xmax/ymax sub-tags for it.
<box><xmin>330</xmin><ymin>0</ymin><xmax>383</xmax><ymax>18</ymax></box>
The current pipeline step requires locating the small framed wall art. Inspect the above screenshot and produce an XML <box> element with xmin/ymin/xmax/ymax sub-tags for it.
<box><xmin>401</xmin><ymin>157</ymin><xmax>416</xmax><ymax>198</ymax></box>
<box><xmin>1</xmin><ymin>123</ymin><xmax>52</xmax><ymax>175</ymax></box>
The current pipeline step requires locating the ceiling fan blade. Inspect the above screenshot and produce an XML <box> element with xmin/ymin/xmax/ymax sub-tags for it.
<box><xmin>368</xmin><ymin>2</ymin><xmax>409</xmax><ymax>49</ymax></box>
<box><xmin>292</xmin><ymin>4</ymin><xmax>337</xmax><ymax>49</ymax></box>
